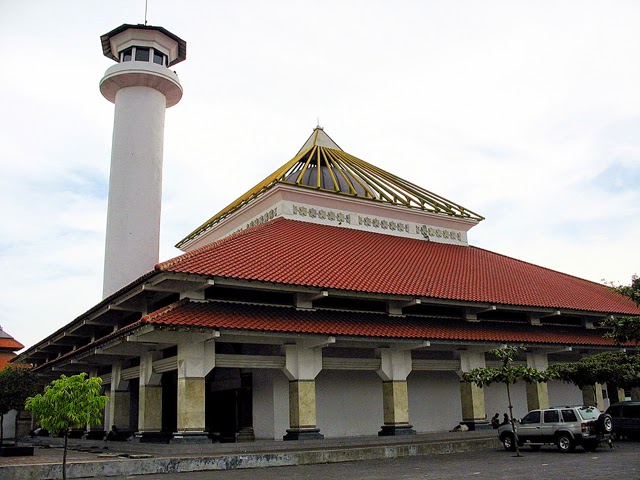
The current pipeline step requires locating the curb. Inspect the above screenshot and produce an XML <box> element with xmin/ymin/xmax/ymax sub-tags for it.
<box><xmin>0</xmin><ymin>437</ymin><xmax>500</xmax><ymax>479</ymax></box>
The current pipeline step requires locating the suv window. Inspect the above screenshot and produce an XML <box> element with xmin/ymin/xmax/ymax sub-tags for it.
<box><xmin>544</xmin><ymin>410</ymin><xmax>560</xmax><ymax>423</ymax></box>
<box><xmin>577</xmin><ymin>406</ymin><xmax>600</xmax><ymax>420</ymax></box>
<box><xmin>561</xmin><ymin>409</ymin><xmax>577</xmax><ymax>422</ymax></box>
<box><xmin>521</xmin><ymin>411</ymin><xmax>541</xmax><ymax>424</ymax></box>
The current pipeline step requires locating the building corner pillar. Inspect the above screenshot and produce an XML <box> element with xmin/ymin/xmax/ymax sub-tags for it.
<box><xmin>136</xmin><ymin>352</ymin><xmax>163</xmax><ymax>441</ymax></box>
<box><xmin>282</xmin><ymin>339</ymin><xmax>332</xmax><ymax>440</ymax></box>
<box><xmin>458</xmin><ymin>350</ymin><xmax>490</xmax><ymax>430</ymax></box>
<box><xmin>526</xmin><ymin>353</ymin><xmax>549</xmax><ymax>411</ymax></box>
<box><xmin>376</xmin><ymin>346</ymin><xmax>416</xmax><ymax>436</ymax></box>
<box><xmin>108</xmin><ymin>363</ymin><xmax>131</xmax><ymax>431</ymax></box>
<box><xmin>171</xmin><ymin>339</ymin><xmax>215</xmax><ymax>444</ymax></box>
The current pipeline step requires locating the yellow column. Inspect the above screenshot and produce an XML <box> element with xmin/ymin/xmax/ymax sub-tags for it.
<box><xmin>377</xmin><ymin>347</ymin><xmax>415</xmax><ymax>436</ymax></box>
<box><xmin>526</xmin><ymin>353</ymin><xmax>549</xmax><ymax>411</ymax></box>
<box><xmin>108</xmin><ymin>363</ymin><xmax>131</xmax><ymax>430</ymax></box>
<box><xmin>282</xmin><ymin>342</ymin><xmax>326</xmax><ymax>440</ymax></box>
<box><xmin>171</xmin><ymin>340</ymin><xmax>215</xmax><ymax>443</ymax></box>
<box><xmin>289</xmin><ymin>380</ymin><xmax>317</xmax><ymax>429</ymax></box>
<box><xmin>582</xmin><ymin>383</ymin><xmax>605</xmax><ymax>410</ymax></box>
<box><xmin>458</xmin><ymin>350</ymin><xmax>489</xmax><ymax>429</ymax></box>
<box><xmin>138</xmin><ymin>352</ymin><xmax>163</xmax><ymax>437</ymax></box>
<box><xmin>460</xmin><ymin>382</ymin><xmax>486</xmax><ymax>423</ymax></box>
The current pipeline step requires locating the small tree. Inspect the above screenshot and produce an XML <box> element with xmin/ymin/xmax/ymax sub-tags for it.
<box><xmin>25</xmin><ymin>373</ymin><xmax>108</xmax><ymax>480</ymax></box>
<box><xmin>462</xmin><ymin>346</ymin><xmax>550</xmax><ymax>457</ymax></box>
<box><xmin>0</xmin><ymin>365</ymin><xmax>39</xmax><ymax>446</ymax></box>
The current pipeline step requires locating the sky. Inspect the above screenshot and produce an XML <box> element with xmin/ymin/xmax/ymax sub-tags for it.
<box><xmin>1</xmin><ymin>1</ymin><xmax>639</xmax><ymax>351</ymax></box>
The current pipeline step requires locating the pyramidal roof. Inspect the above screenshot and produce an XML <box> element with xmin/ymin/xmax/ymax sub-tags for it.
<box><xmin>177</xmin><ymin>127</ymin><xmax>484</xmax><ymax>248</ymax></box>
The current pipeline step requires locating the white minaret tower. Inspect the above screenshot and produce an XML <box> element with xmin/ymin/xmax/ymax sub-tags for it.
<box><xmin>99</xmin><ymin>24</ymin><xmax>186</xmax><ymax>298</ymax></box>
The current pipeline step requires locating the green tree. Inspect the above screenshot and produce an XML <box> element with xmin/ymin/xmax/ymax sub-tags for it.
<box><xmin>548</xmin><ymin>351</ymin><xmax>640</xmax><ymax>399</ymax></box>
<box><xmin>25</xmin><ymin>373</ymin><xmax>108</xmax><ymax>480</ymax></box>
<box><xmin>606</xmin><ymin>274</ymin><xmax>640</xmax><ymax>306</ymax></box>
<box><xmin>601</xmin><ymin>316</ymin><xmax>640</xmax><ymax>348</ymax></box>
<box><xmin>462</xmin><ymin>346</ymin><xmax>550</xmax><ymax>457</ymax></box>
<box><xmin>0</xmin><ymin>365</ymin><xmax>39</xmax><ymax>446</ymax></box>
<box><xmin>603</xmin><ymin>274</ymin><xmax>640</xmax><ymax>347</ymax></box>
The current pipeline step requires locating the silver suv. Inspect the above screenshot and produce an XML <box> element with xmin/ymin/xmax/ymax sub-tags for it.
<box><xmin>498</xmin><ymin>406</ymin><xmax>613</xmax><ymax>452</ymax></box>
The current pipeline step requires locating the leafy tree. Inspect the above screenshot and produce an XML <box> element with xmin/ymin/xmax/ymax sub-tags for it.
<box><xmin>548</xmin><ymin>351</ymin><xmax>640</xmax><ymax>399</ymax></box>
<box><xmin>0</xmin><ymin>365</ymin><xmax>39</xmax><ymax>446</ymax></box>
<box><xmin>601</xmin><ymin>316</ymin><xmax>640</xmax><ymax>348</ymax></box>
<box><xmin>605</xmin><ymin>274</ymin><xmax>640</xmax><ymax>306</ymax></box>
<box><xmin>462</xmin><ymin>346</ymin><xmax>550</xmax><ymax>457</ymax></box>
<box><xmin>25</xmin><ymin>373</ymin><xmax>108</xmax><ymax>480</ymax></box>
<box><xmin>603</xmin><ymin>275</ymin><xmax>640</xmax><ymax>347</ymax></box>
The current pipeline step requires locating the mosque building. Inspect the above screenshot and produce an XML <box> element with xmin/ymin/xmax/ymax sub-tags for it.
<box><xmin>14</xmin><ymin>23</ymin><xmax>640</xmax><ymax>443</ymax></box>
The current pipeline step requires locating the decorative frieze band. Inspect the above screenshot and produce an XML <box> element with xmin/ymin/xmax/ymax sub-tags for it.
<box><xmin>290</xmin><ymin>203</ymin><xmax>466</xmax><ymax>244</ymax></box>
<box><xmin>246</xmin><ymin>207</ymin><xmax>278</xmax><ymax>229</ymax></box>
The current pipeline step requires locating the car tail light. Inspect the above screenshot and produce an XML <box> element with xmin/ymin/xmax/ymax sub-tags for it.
<box><xmin>581</xmin><ymin>423</ymin><xmax>588</xmax><ymax>434</ymax></box>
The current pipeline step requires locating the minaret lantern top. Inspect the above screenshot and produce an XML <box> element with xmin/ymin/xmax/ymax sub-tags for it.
<box><xmin>100</xmin><ymin>24</ymin><xmax>187</xmax><ymax>67</ymax></box>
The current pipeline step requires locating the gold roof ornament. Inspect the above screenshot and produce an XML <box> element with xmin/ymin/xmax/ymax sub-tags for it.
<box><xmin>176</xmin><ymin>127</ymin><xmax>484</xmax><ymax>248</ymax></box>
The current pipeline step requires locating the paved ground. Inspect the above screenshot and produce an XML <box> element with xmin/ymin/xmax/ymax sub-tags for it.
<box><xmin>107</xmin><ymin>441</ymin><xmax>640</xmax><ymax>480</ymax></box>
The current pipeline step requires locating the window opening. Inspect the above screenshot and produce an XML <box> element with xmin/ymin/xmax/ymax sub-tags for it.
<box><xmin>135</xmin><ymin>47</ymin><xmax>150</xmax><ymax>62</ymax></box>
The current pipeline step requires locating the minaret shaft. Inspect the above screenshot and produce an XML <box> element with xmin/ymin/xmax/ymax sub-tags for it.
<box><xmin>103</xmin><ymin>86</ymin><xmax>166</xmax><ymax>298</ymax></box>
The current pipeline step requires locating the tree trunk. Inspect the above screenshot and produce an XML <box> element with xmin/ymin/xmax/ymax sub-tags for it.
<box><xmin>62</xmin><ymin>432</ymin><xmax>68</xmax><ymax>480</ymax></box>
<box><xmin>506</xmin><ymin>383</ymin><xmax>522</xmax><ymax>457</ymax></box>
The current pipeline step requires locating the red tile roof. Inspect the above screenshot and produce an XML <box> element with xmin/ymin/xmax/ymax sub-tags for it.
<box><xmin>140</xmin><ymin>299</ymin><xmax>616</xmax><ymax>347</ymax></box>
<box><xmin>158</xmin><ymin>219</ymin><xmax>640</xmax><ymax>315</ymax></box>
<box><xmin>0</xmin><ymin>338</ymin><xmax>23</xmax><ymax>350</ymax></box>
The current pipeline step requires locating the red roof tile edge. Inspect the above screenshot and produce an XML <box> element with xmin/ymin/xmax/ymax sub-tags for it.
<box><xmin>139</xmin><ymin>299</ymin><xmax>616</xmax><ymax>347</ymax></box>
<box><xmin>155</xmin><ymin>218</ymin><xmax>640</xmax><ymax>316</ymax></box>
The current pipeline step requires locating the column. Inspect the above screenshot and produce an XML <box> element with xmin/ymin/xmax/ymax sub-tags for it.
<box><xmin>108</xmin><ymin>363</ymin><xmax>131</xmax><ymax>431</ymax></box>
<box><xmin>376</xmin><ymin>346</ymin><xmax>415</xmax><ymax>436</ymax></box>
<box><xmin>172</xmin><ymin>340</ymin><xmax>215</xmax><ymax>443</ymax></box>
<box><xmin>525</xmin><ymin>353</ymin><xmax>549</xmax><ymax>411</ymax></box>
<box><xmin>86</xmin><ymin>369</ymin><xmax>106</xmax><ymax>439</ymax></box>
<box><xmin>282</xmin><ymin>340</ymin><xmax>328</xmax><ymax>440</ymax></box>
<box><xmin>631</xmin><ymin>387</ymin><xmax>640</xmax><ymax>401</ymax></box>
<box><xmin>136</xmin><ymin>351</ymin><xmax>163</xmax><ymax>440</ymax></box>
<box><xmin>458</xmin><ymin>350</ymin><xmax>489</xmax><ymax>430</ymax></box>
<box><xmin>582</xmin><ymin>383</ymin><xmax>605</xmax><ymax>410</ymax></box>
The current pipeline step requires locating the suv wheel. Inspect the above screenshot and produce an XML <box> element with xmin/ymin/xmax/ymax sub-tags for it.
<box><xmin>597</xmin><ymin>414</ymin><xmax>613</xmax><ymax>434</ymax></box>
<box><xmin>502</xmin><ymin>433</ymin><xmax>516</xmax><ymax>451</ymax></box>
<box><xmin>556</xmin><ymin>433</ymin><xmax>575</xmax><ymax>452</ymax></box>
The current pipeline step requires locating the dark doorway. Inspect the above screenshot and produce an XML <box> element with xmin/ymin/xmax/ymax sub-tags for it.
<box><xmin>161</xmin><ymin>370</ymin><xmax>177</xmax><ymax>433</ymax></box>
<box><xmin>205</xmin><ymin>368</ymin><xmax>253</xmax><ymax>442</ymax></box>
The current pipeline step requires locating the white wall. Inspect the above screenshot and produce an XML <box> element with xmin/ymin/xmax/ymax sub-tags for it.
<box><xmin>548</xmin><ymin>380</ymin><xmax>582</xmax><ymax>407</ymax></box>
<box><xmin>316</xmin><ymin>370</ymin><xmax>382</xmax><ymax>438</ymax></box>
<box><xmin>250</xmin><ymin>369</ymin><xmax>585</xmax><ymax>440</ymax></box>
<box><xmin>485</xmin><ymin>382</ymin><xmax>528</xmax><ymax>421</ymax></box>
<box><xmin>408</xmin><ymin>371</ymin><xmax>462</xmax><ymax>432</ymax></box>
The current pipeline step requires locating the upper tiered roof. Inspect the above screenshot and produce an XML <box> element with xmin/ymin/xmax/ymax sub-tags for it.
<box><xmin>162</xmin><ymin>218</ymin><xmax>640</xmax><ymax>315</ymax></box>
<box><xmin>176</xmin><ymin>127</ymin><xmax>484</xmax><ymax>248</ymax></box>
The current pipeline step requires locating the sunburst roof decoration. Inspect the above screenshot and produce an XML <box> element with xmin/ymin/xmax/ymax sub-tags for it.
<box><xmin>177</xmin><ymin>127</ymin><xmax>484</xmax><ymax>248</ymax></box>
